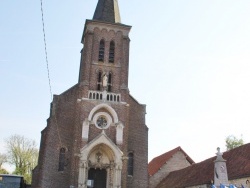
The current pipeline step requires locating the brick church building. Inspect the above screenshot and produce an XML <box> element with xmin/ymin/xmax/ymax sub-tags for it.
<box><xmin>32</xmin><ymin>0</ymin><xmax>149</xmax><ymax>187</ymax></box>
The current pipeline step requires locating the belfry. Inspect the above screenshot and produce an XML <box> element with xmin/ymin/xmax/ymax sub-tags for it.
<box><xmin>32</xmin><ymin>0</ymin><xmax>149</xmax><ymax>188</ymax></box>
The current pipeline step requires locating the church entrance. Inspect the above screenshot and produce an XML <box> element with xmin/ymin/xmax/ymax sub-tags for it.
<box><xmin>88</xmin><ymin>168</ymin><xmax>107</xmax><ymax>188</ymax></box>
<box><xmin>78</xmin><ymin>141</ymin><xmax>123</xmax><ymax>188</ymax></box>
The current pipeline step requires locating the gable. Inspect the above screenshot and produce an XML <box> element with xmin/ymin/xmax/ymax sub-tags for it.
<box><xmin>149</xmin><ymin>146</ymin><xmax>194</xmax><ymax>176</ymax></box>
<box><xmin>156</xmin><ymin>143</ymin><xmax>250</xmax><ymax>188</ymax></box>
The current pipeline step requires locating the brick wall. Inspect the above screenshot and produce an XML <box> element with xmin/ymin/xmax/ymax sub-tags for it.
<box><xmin>32</xmin><ymin>19</ymin><xmax>149</xmax><ymax>188</ymax></box>
<box><xmin>127</xmin><ymin>95</ymin><xmax>149</xmax><ymax>188</ymax></box>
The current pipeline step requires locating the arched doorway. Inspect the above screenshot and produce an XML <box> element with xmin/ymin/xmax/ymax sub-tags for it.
<box><xmin>86</xmin><ymin>146</ymin><xmax>111</xmax><ymax>187</ymax></box>
<box><xmin>88</xmin><ymin>168</ymin><xmax>107</xmax><ymax>188</ymax></box>
<box><xmin>78</xmin><ymin>134</ymin><xmax>123</xmax><ymax>188</ymax></box>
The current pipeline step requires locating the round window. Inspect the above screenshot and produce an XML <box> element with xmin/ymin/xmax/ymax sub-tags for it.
<box><xmin>93</xmin><ymin>112</ymin><xmax>112</xmax><ymax>129</ymax></box>
<box><xmin>96</xmin><ymin>116</ymin><xmax>108</xmax><ymax>128</ymax></box>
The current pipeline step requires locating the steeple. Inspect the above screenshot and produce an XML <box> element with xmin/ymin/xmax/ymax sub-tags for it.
<box><xmin>93</xmin><ymin>0</ymin><xmax>121</xmax><ymax>23</ymax></box>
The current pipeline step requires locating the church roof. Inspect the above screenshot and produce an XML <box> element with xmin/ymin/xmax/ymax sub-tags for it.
<box><xmin>93</xmin><ymin>0</ymin><xmax>121</xmax><ymax>23</ymax></box>
<box><xmin>156</xmin><ymin>143</ymin><xmax>250</xmax><ymax>188</ymax></box>
<box><xmin>148</xmin><ymin>146</ymin><xmax>195</xmax><ymax>176</ymax></box>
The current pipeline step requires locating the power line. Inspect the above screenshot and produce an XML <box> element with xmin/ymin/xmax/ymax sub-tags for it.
<box><xmin>40</xmin><ymin>0</ymin><xmax>53</xmax><ymax>101</ymax></box>
<box><xmin>40</xmin><ymin>0</ymin><xmax>62</xmax><ymax>147</ymax></box>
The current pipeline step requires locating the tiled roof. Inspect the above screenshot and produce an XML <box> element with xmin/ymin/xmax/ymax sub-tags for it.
<box><xmin>156</xmin><ymin>143</ymin><xmax>250</xmax><ymax>188</ymax></box>
<box><xmin>148</xmin><ymin>146</ymin><xmax>195</xmax><ymax>176</ymax></box>
<box><xmin>93</xmin><ymin>0</ymin><xmax>121</xmax><ymax>23</ymax></box>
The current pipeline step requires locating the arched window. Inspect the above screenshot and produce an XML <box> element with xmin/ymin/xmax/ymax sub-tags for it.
<box><xmin>127</xmin><ymin>153</ymin><xmax>134</xmax><ymax>176</ymax></box>
<box><xmin>58</xmin><ymin>148</ymin><xmax>66</xmax><ymax>171</ymax></box>
<box><xmin>99</xmin><ymin>39</ymin><xmax>105</xmax><ymax>62</ymax></box>
<box><xmin>109</xmin><ymin>41</ymin><xmax>115</xmax><ymax>63</ymax></box>
<box><xmin>97</xmin><ymin>71</ymin><xmax>102</xmax><ymax>91</ymax></box>
<box><xmin>108</xmin><ymin>73</ymin><xmax>112</xmax><ymax>92</ymax></box>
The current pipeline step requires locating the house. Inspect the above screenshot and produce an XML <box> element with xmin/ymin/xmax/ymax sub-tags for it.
<box><xmin>149</xmin><ymin>146</ymin><xmax>194</xmax><ymax>188</ymax></box>
<box><xmin>154</xmin><ymin>143</ymin><xmax>250</xmax><ymax>188</ymax></box>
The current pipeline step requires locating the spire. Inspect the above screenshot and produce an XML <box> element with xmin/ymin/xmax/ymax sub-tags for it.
<box><xmin>93</xmin><ymin>0</ymin><xmax>121</xmax><ymax>23</ymax></box>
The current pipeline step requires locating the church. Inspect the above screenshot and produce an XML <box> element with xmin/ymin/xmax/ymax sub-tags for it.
<box><xmin>31</xmin><ymin>1</ymin><xmax>250</xmax><ymax>188</ymax></box>
<box><xmin>32</xmin><ymin>0</ymin><xmax>148</xmax><ymax>187</ymax></box>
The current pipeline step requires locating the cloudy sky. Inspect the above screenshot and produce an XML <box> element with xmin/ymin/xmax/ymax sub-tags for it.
<box><xmin>1</xmin><ymin>0</ymin><xmax>250</xmax><ymax>171</ymax></box>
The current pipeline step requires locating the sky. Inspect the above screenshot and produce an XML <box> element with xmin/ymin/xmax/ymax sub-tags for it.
<box><xmin>1</xmin><ymin>0</ymin><xmax>250</xmax><ymax>171</ymax></box>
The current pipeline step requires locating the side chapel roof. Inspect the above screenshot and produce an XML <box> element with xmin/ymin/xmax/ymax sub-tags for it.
<box><xmin>93</xmin><ymin>0</ymin><xmax>121</xmax><ymax>23</ymax></box>
<box><xmin>148</xmin><ymin>146</ymin><xmax>195</xmax><ymax>176</ymax></box>
<box><xmin>156</xmin><ymin>143</ymin><xmax>250</xmax><ymax>188</ymax></box>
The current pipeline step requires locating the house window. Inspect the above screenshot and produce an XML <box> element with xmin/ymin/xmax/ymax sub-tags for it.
<box><xmin>108</xmin><ymin>73</ymin><xmax>112</xmax><ymax>92</ymax></box>
<box><xmin>109</xmin><ymin>41</ymin><xmax>115</xmax><ymax>63</ymax></box>
<box><xmin>127</xmin><ymin>153</ymin><xmax>134</xmax><ymax>176</ymax></box>
<box><xmin>97</xmin><ymin>71</ymin><xmax>102</xmax><ymax>91</ymax></box>
<box><xmin>99</xmin><ymin>39</ymin><xmax>105</xmax><ymax>62</ymax></box>
<box><xmin>58</xmin><ymin>148</ymin><xmax>66</xmax><ymax>171</ymax></box>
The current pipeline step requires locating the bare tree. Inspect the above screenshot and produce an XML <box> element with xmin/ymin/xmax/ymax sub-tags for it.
<box><xmin>0</xmin><ymin>153</ymin><xmax>7</xmax><ymax>168</ymax></box>
<box><xmin>5</xmin><ymin>135</ymin><xmax>39</xmax><ymax>183</ymax></box>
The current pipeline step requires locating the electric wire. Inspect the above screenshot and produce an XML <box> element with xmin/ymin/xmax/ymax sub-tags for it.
<box><xmin>40</xmin><ymin>0</ymin><xmax>53</xmax><ymax>101</ymax></box>
<box><xmin>40</xmin><ymin>0</ymin><xmax>62</xmax><ymax>147</ymax></box>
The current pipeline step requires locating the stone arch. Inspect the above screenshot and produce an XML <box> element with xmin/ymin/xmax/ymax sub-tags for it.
<box><xmin>88</xmin><ymin>143</ymin><xmax>115</xmax><ymax>160</ymax></box>
<box><xmin>78</xmin><ymin>133</ymin><xmax>123</xmax><ymax>188</ymax></box>
<box><xmin>116</xmin><ymin>30</ymin><xmax>122</xmax><ymax>37</ymax></box>
<box><xmin>88</xmin><ymin>103</ymin><xmax>118</xmax><ymax>123</ymax></box>
<box><xmin>86</xmin><ymin>144</ymin><xmax>115</xmax><ymax>172</ymax></box>
<box><xmin>80</xmin><ymin>133</ymin><xmax>123</xmax><ymax>162</ymax></box>
<box><xmin>101</xmin><ymin>28</ymin><xmax>108</xmax><ymax>35</ymax></box>
<box><xmin>94</xmin><ymin>27</ymin><xmax>101</xmax><ymax>33</ymax></box>
<box><xmin>108</xmin><ymin>29</ymin><xmax>116</xmax><ymax>38</ymax></box>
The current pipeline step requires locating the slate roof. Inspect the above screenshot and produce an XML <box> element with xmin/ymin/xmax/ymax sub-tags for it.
<box><xmin>148</xmin><ymin>146</ymin><xmax>195</xmax><ymax>176</ymax></box>
<box><xmin>156</xmin><ymin>143</ymin><xmax>250</xmax><ymax>188</ymax></box>
<box><xmin>93</xmin><ymin>0</ymin><xmax>121</xmax><ymax>23</ymax></box>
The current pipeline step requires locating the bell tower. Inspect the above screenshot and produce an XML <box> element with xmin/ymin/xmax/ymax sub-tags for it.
<box><xmin>78</xmin><ymin>1</ymin><xmax>131</xmax><ymax>97</ymax></box>
<box><xmin>32</xmin><ymin>1</ymin><xmax>149</xmax><ymax>188</ymax></box>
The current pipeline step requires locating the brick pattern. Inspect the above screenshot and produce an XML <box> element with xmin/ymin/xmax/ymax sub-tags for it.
<box><xmin>32</xmin><ymin>19</ymin><xmax>148</xmax><ymax>188</ymax></box>
<box><xmin>79</xmin><ymin>21</ymin><xmax>131</xmax><ymax>96</ymax></box>
<box><xmin>126</xmin><ymin>96</ymin><xmax>149</xmax><ymax>188</ymax></box>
